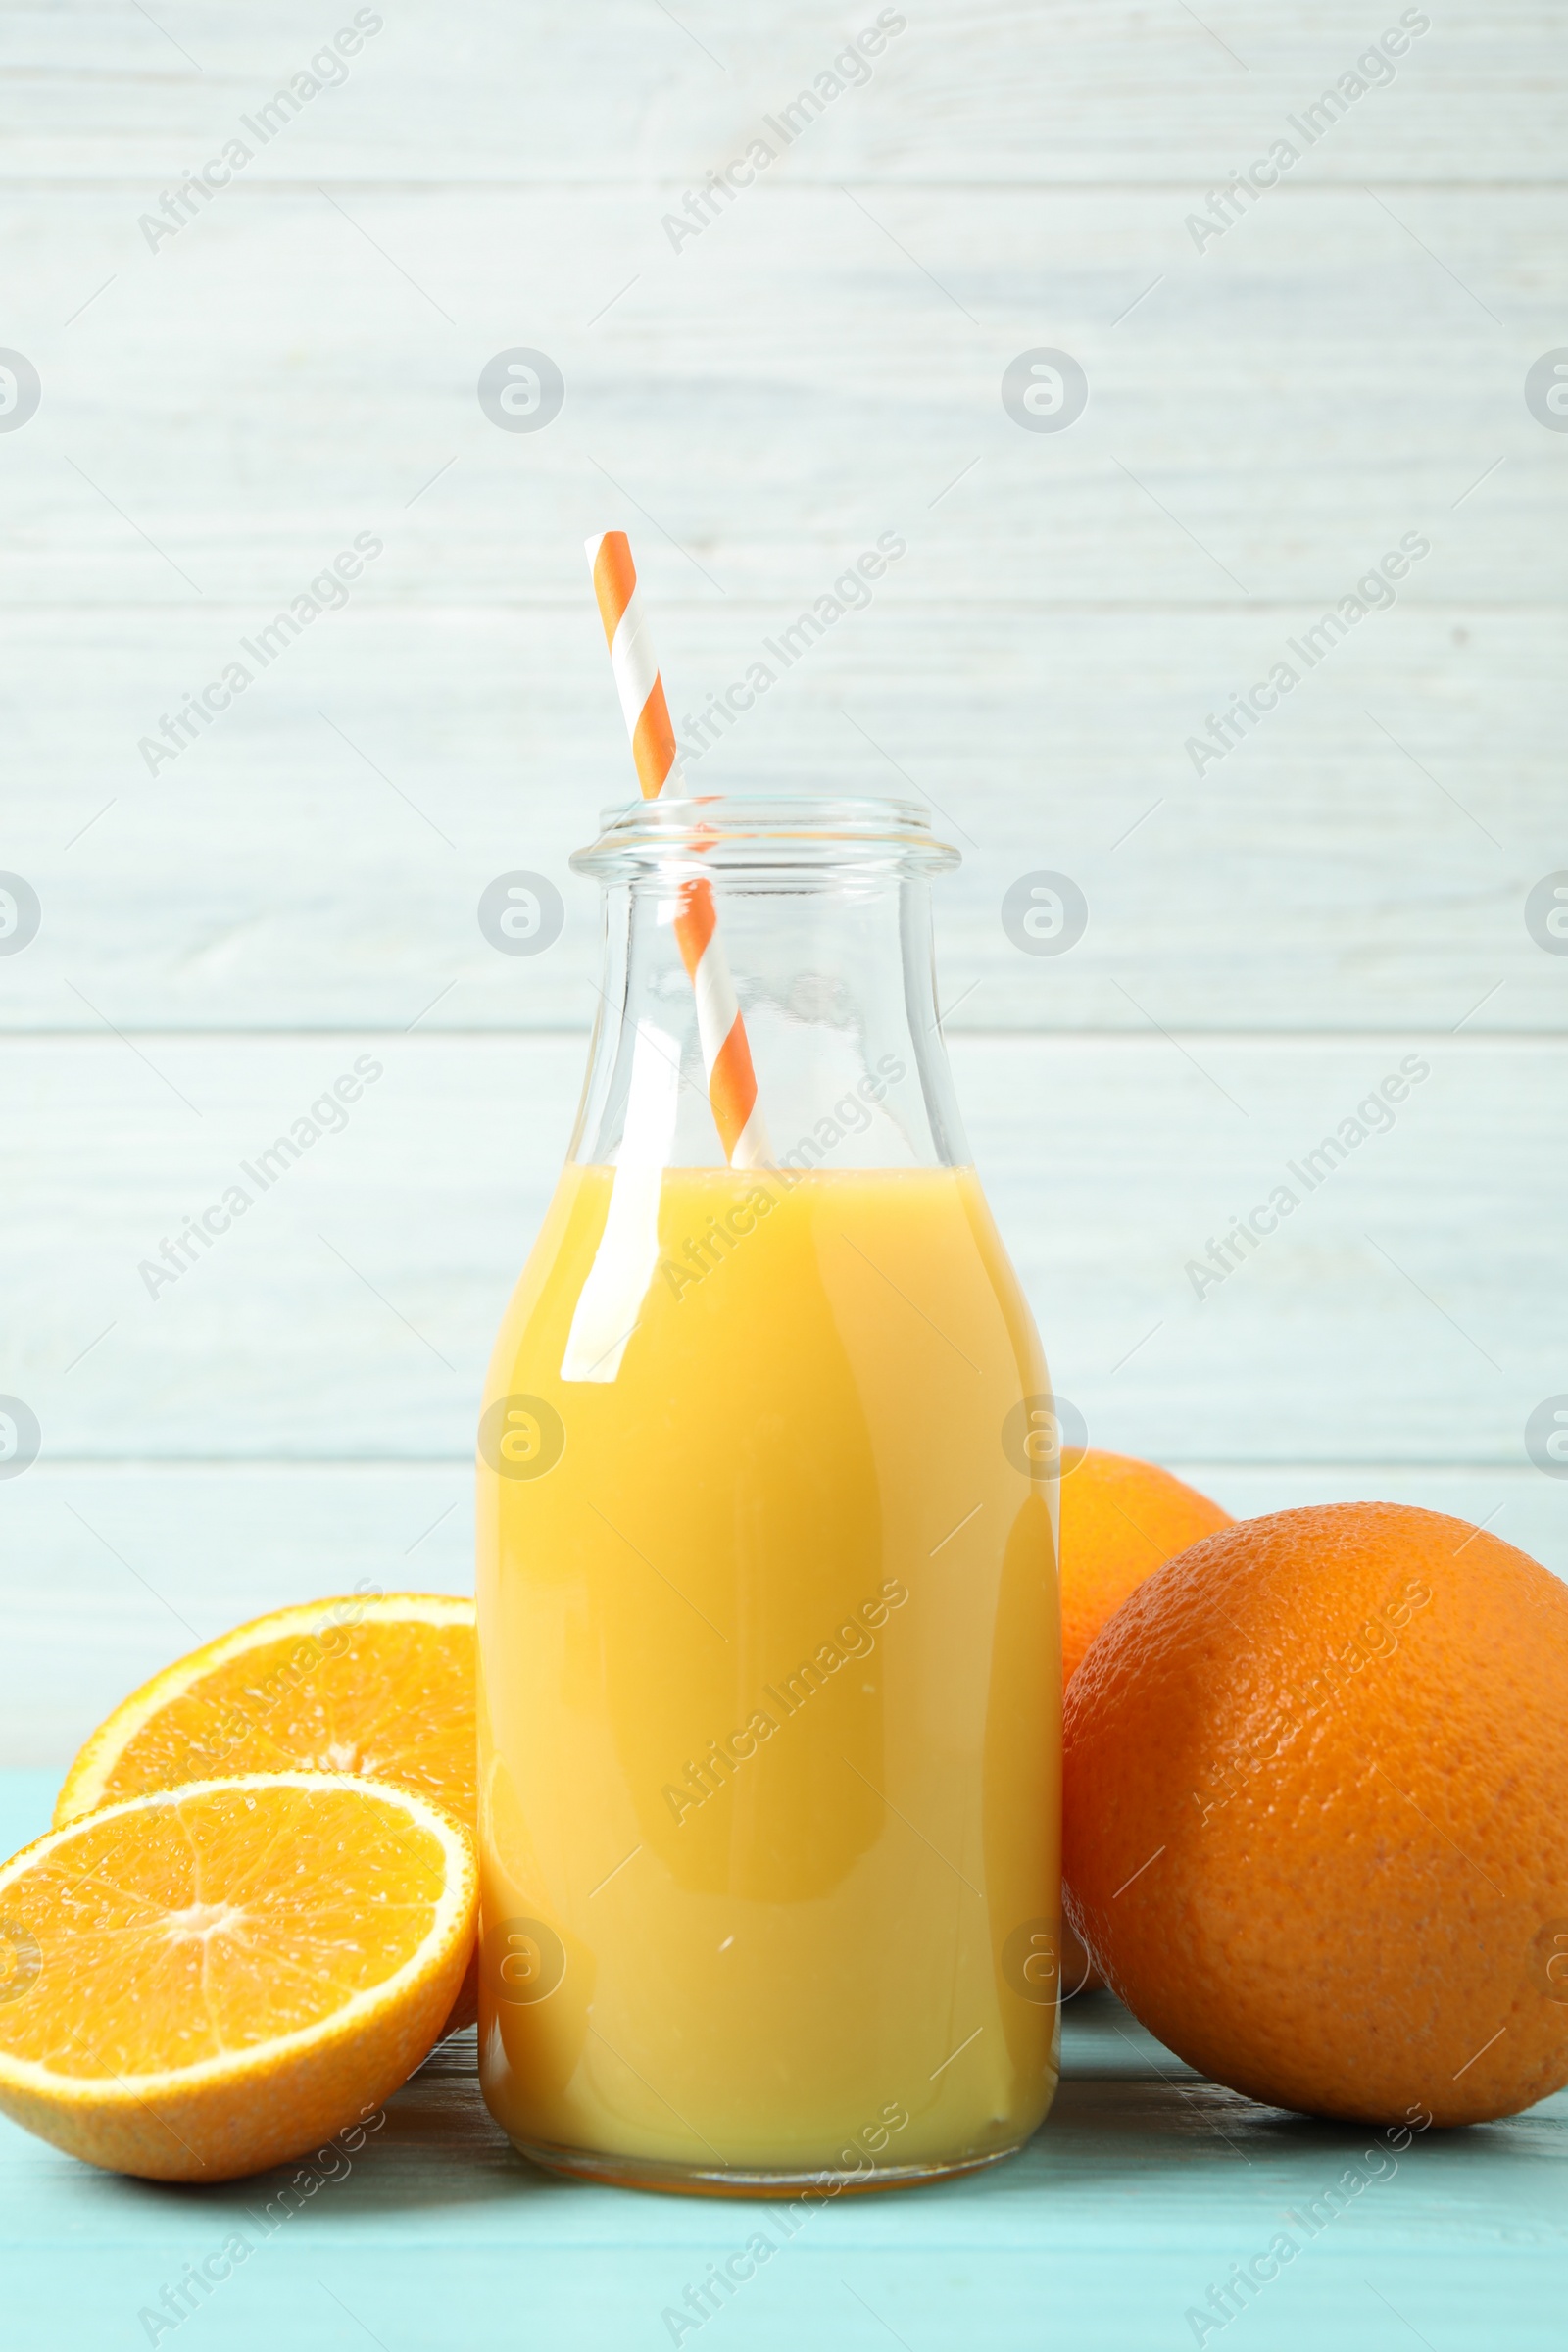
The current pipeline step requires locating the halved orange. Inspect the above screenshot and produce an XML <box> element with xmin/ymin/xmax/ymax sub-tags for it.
<box><xmin>53</xmin><ymin>1592</ymin><xmax>479</xmax><ymax>2034</ymax></box>
<box><xmin>0</xmin><ymin>1773</ymin><xmax>476</xmax><ymax>2180</ymax></box>
<box><xmin>55</xmin><ymin>1592</ymin><xmax>475</xmax><ymax>1826</ymax></box>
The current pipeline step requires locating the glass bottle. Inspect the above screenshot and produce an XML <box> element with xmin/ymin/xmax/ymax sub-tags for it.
<box><xmin>476</xmin><ymin>795</ymin><xmax>1061</xmax><ymax>2192</ymax></box>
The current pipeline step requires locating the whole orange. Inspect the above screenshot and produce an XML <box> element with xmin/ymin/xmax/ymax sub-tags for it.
<box><xmin>1063</xmin><ymin>1502</ymin><xmax>1568</xmax><ymax>2125</ymax></box>
<box><xmin>1059</xmin><ymin>1449</ymin><xmax>1233</xmax><ymax>1686</ymax></box>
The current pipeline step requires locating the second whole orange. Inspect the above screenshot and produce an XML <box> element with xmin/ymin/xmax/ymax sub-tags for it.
<box><xmin>1058</xmin><ymin>1449</ymin><xmax>1233</xmax><ymax>1687</ymax></box>
<box><xmin>1063</xmin><ymin>1501</ymin><xmax>1568</xmax><ymax>2125</ymax></box>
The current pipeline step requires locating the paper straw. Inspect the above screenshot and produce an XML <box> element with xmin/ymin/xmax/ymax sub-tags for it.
<box><xmin>586</xmin><ymin>531</ymin><xmax>770</xmax><ymax>1169</ymax></box>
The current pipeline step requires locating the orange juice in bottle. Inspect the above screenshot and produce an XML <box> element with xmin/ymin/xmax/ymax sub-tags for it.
<box><xmin>477</xmin><ymin>797</ymin><xmax>1061</xmax><ymax>2190</ymax></box>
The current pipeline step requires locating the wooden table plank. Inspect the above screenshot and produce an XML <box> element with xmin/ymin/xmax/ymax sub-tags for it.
<box><xmin>0</xmin><ymin>184</ymin><xmax>1557</xmax><ymax>604</ymax></box>
<box><xmin>2</xmin><ymin>2</ymin><xmax>1564</xmax><ymax>184</ymax></box>
<box><xmin>1</xmin><ymin>1463</ymin><xmax>1562</xmax><ymax>1771</ymax></box>
<box><xmin>0</xmin><ymin>606</ymin><xmax>1560</xmax><ymax>1036</ymax></box>
<box><xmin>0</xmin><ymin>1034</ymin><xmax>1560</xmax><ymax>1464</ymax></box>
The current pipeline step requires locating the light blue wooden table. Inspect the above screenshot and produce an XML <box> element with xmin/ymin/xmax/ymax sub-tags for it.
<box><xmin>4</xmin><ymin>1774</ymin><xmax>1562</xmax><ymax>2351</ymax></box>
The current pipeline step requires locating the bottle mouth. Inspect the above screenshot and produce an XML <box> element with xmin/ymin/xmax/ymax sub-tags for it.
<box><xmin>570</xmin><ymin>794</ymin><xmax>961</xmax><ymax>882</ymax></box>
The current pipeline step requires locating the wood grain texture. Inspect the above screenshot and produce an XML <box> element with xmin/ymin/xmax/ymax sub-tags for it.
<box><xmin>0</xmin><ymin>184</ymin><xmax>1558</xmax><ymax>608</ymax></box>
<box><xmin>0</xmin><ymin>11</ymin><xmax>1557</xmax><ymax>1636</ymax></box>
<box><xmin>1</xmin><ymin>606</ymin><xmax>1562</xmax><ymax>1034</ymax></box>
<box><xmin>0</xmin><ymin>1034</ymin><xmax>1559</xmax><ymax>1465</ymax></box>
<box><xmin>2</xmin><ymin>3</ymin><xmax>1564</xmax><ymax>183</ymax></box>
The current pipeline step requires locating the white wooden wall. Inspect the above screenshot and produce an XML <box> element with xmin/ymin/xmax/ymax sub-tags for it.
<box><xmin>2</xmin><ymin>2</ymin><xmax>1564</xmax><ymax>1761</ymax></box>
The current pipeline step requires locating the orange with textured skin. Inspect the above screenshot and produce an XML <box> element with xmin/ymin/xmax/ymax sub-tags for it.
<box><xmin>1058</xmin><ymin>1450</ymin><xmax>1232</xmax><ymax>1688</ymax></box>
<box><xmin>0</xmin><ymin>1775</ymin><xmax>476</xmax><ymax>2180</ymax></box>
<box><xmin>1063</xmin><ymin>1502</ymin><xmax>1568</xmax><ymax>2126</ymax></box>
<box><xmin>54</xmin><ymin>1593</ymin><xmax>478</xmax><ymax>2033</ymax></box>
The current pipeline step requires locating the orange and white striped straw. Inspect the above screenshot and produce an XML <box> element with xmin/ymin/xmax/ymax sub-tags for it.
<box><xmin>586</xmin><ymin>530</ymin><xmax>770</xmax><ymax>1169</ymax></box>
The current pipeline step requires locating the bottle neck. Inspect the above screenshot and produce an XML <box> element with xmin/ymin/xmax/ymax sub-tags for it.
<box><xmin>567</xmin><ymin>871</ymin><xmax>969</xmax><ymax>1173</ymax></box>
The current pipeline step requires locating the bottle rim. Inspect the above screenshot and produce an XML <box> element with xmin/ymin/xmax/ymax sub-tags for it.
<box><xmin>570</xmin><ymin>793</ymin><xmax>961</xmax><ymax>881</ymax></box>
